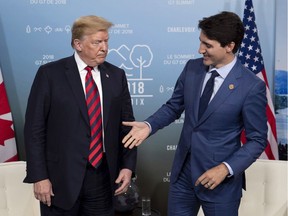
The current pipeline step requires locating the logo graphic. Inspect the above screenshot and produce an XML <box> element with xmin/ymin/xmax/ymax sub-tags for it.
<box><xmin>108</xmin><ymin>44</ymin><xmax>154</xmax><ymax>106</ymax></box>
<box><xmin>109</xmin><ymin>44</ymin><xmax>153</xmax><ymax>80</ymax></box>
<box><xmin>25</xmin><ymin>25</ymin><xmax>71</xmax><ymax>34</ymax></box>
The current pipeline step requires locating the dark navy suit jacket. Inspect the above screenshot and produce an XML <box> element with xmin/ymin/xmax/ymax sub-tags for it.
<box><xmin>24</xmin><ymin>55</ymin><xmax>137</xmax><ymax>209</ymax></box>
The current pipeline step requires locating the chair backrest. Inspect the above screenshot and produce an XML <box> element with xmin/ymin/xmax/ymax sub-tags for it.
<box><xmin>239</xmin><ymin>159</ymin><xmax>287</xmax><ymax>216</ymax></box>
<box><xmin>0</xmin><ymin>161</ymin><xmax>40</xmax><ymax>216</ymax></box>
<box><xmin>198</xmin><ymin>159</ymin><xmax>288</xmax><ymax>216</ymax></box>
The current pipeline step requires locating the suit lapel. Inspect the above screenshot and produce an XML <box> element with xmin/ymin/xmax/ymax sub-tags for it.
<box><xmin>197</xmin><ymin>60</ymin><xmax>242</xmax><ymax>125</ymax></box>
<box><xmin>64</xmin><ymin>56</ymin><xmax>90</xmax><ymax>126</ymax></box>
<box><xmin>99</xmin><ymin>64</ymin><xmax>112</xmax><ymax>129</ymax></box>
<box><xmin>192</xmin><ymin>65</ymin><xmax>209</xmax><ymax>122</ymax></box>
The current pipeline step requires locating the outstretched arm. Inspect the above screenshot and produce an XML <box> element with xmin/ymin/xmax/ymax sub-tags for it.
<box><xmin>122</xmin><ymin>121</ymin><xmax>150</xmax><ymax>149</ymax></box>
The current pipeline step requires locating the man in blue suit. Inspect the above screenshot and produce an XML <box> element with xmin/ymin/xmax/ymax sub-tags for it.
<box><xmin>122</xmin><ymin>11</ymin><xmax>267</xmax><ymax>216</ymax></box>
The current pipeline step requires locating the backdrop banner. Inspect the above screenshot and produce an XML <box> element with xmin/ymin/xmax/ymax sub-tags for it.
<box><xmin>0</xmin><ymin>0</ymin><xmax>279</xmax><ymax>214</ymax></box>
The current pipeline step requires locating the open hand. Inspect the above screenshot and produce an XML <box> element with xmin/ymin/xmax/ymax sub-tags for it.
<box><xmin>122</xmin><ymin>121</ymin><xmax>150</xmax><ymax>148</ymax></box>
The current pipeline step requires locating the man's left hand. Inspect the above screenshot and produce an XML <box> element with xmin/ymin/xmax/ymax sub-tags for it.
<box><xmin>114</xmin><ymin>168</ymin><xmax>132</xmax><ymax>196</ymax></box>
<box><xmin>195</xmin><ymin>163</ymin><xmax>229</xmax><ymax>190</ymax></box>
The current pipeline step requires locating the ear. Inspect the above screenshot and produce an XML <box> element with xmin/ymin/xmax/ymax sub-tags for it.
<box><xmin>226</xmin><ymin>42</ymin><xmax>235</xmax><ymax>53</ymax></box>
<box><xmin>73</xmin><ymin>39</ymin><xmax>82</xmax><ymax>52</ymax></box>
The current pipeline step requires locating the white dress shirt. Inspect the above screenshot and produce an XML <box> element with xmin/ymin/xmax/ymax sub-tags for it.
<box><xmin>74</xmin><ymin>52</ymin><xmax>105</xmax><ymax>151</ymax></box>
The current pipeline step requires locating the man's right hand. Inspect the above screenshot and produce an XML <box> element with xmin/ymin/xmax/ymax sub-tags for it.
<box><xmin>122</xmin><ymin>121</ymin><xmax>150</xmax><ymax>149</ymax></box>
<box><xmin>34</xmin><ymin>179</ymin><xmax>54</xmax><ymax>206</ymax></box>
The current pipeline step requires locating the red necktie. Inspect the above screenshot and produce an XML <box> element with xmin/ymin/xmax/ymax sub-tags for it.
<box><xmin>85</xmin><ymin>66</ymin><xmax>103</xmax><ymax>168</ymax></box>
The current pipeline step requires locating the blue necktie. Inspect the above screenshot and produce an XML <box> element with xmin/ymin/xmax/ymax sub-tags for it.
<box><xmin>198</xmin><ymin>70</ymin><xmax>219</xmax><ymax>120</ymax></box>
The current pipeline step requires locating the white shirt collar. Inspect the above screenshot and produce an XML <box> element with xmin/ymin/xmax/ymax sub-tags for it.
<box><xmin>209</xmin><ymin>57</ymin><xmax>237</xmax><ymax>79</ymax></box>
<box><xmin>74</xmin><ymin>52</ymin><xmax>98</xmax><ymax>72</ymax></box>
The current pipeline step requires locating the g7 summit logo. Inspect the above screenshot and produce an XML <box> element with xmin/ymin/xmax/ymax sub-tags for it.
<box><xmin>108</xmin><ymin>44</ymin><xmax>154</xmax><ymax>106</ymax></box>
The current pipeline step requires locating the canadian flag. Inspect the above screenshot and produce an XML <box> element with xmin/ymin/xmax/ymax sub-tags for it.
<box><xmin>0</xmin><ymin>67</ymin><xmax>18</xmax><ymax>162</ymax></box>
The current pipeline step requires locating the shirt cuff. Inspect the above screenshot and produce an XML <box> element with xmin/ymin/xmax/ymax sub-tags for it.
<box><xmin>143</xmin><ymin>121</ymin><xmax>152</xmax><ymax>134</ymax></box>
<box><xmin>223</xmin><ymin>162</ymin><xmax>234</xmax><ymax>177</ymax></box>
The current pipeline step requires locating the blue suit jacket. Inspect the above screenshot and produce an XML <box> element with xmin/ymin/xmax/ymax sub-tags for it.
<box><xmin>146</xmin><ymin>58</ymin><xmax>267</xmax><ymax>202</ymax></box>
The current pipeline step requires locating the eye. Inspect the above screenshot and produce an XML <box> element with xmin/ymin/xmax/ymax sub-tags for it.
<box><xmin>204</xmin><ymin>42</ymin><xmax>212</xmax><ymax>49</ymax></box>
<box><xmin>91</xmin><ymin>39</ymin><xmax>109</xmax><ymax>46</ymax></box>
<box><xmin>92</xmin><ymin>40</ymin><xmax>101</xmax><ymax>46</ymax></box>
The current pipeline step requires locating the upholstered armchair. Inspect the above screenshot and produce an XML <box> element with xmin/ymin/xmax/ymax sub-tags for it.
<box><xmin>198</xmin><ymin>159</ymin><xmax>288</xmax><ymax>216</ymax></box>
<box><xmin>0</xmin><ymin>161</ymin><xmax>40</xmax><ymax>216</ymax></box>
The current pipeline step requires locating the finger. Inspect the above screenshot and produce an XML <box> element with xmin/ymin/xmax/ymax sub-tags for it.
<box><xmin>208</xmin><ymin>182</ymin><xmax>215</xmax><ymax>190</ymax></box>
<box><xmin>206</xmin><ymin>180</ymin><xmax>217</xmax><ymax>189</ymax></box>
<box><xmin>122</xmin><ymin>133</ymin><xmax>132</xmax><ymax>144</ymax></box>
<box><xmin>114</xmin><ymin>184</ymin><xmax>126</xmax><ymax>195</ymax></box>
<box><xmin>203</xmin><ymin>179</ymin><xmax>211</xmax><ymax>187</ymax></box>
<box><xmin>46</xmin><ymin>199</ymin><xmax>52</xmax><ymax>206</ymax></box>
<box><xmin>115</xmin><ymin>175</ymin><xmax>124</xmax><ymax>185</ymax></box>
<box><xmin>124</xmin><ymin>140</ymin><xmax>132</xmax><ymax>148</ymax></box>
<box><xmin>115</xmin><ymin>189</ymin><xmax>122</xmax><ymax>196</ymax></box>
<box><xmin>129</xmin><ymin>140</ymin><xmax>140</xmax><ymax>149</ymax></box>
<box><xmin>208</xmin><ymin>184</ymin><xmax>214</xmax><ymax>190</ymax></box>
<box><xmin>123</xmin><ymin>132</ymin><xmax>136</xmax><ymax>144</ymax></box>
<box><xmin>45</xmin><ymin>195</ymin><xmax>52</xmax><ymax>206</ymax></box>
<box><xmin>122</xmin><ymin>121</ymin><xmax>133</xmax><ymax>126</ymax></box>
<box><xmin>124</xmin><ymin>138</ymin><xmax>136</xmax><ymax>148</ymax></box>
<box><xmin>195</xmin><ymin>175</ymin><xmax>205</xmax><ymax>186</ymax></box>
<box><xmin>209</xmin><ymin>180</ymin><xmax>218</xmax><ymax>190</ymax></box>
<box><xmin>129</xmin><ymin>138</ymin><xmax>137</xmax><ymax>148</ymax></box>
<box><xmin>134</xmin><ymin>139</ymin><xmax>144</xmax><ymax>146</ymax></box>
<box><xmin>40</xmin><ymin>195</ymin><xmax>48</xmax><ymax>203</ymax></box>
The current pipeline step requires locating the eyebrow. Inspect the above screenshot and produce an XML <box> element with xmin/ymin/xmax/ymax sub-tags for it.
<box><xmin>199</xmin><ymin>38</ymin><xmax>212</xmax><ymax>46</ymax></box>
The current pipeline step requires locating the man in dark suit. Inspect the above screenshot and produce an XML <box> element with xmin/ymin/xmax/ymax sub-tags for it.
<box><xmin>24</xmin><ymin>15</ymin><xmax>137</xmax><ymax>216</ymax></box>
<box><xmin>122</xmin><ymin>11</ymin><xmax>267</xmax><ymax>216</ymax></box>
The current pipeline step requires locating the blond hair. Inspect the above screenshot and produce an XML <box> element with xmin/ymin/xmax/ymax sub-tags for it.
<box><xmin>71</xmin><ymin>15</ymin><xmax>113</xmax><ymax>48</ymax></box>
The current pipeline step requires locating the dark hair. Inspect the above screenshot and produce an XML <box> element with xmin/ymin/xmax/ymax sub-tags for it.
<box><xmin>198</xmin><ymin>11</ymin><xmax>244</xmax><ymax>53</ymax></box>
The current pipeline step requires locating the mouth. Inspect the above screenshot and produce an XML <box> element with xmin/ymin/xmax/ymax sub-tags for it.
<box><xmin>97</xmin><ymin>55</ymin><xmax>106</xmax><ymax>60</ymax></box>
<box><xmin>202</xmin><ymin>55</ymin><xmax>211</xmax><ymax>65</ymax></box>
<box><xmin>98</xmin><ymin>53</ymin><xmax>107</xmax><ymax>57</ymax></box>
<box><xmin>203</xmin><ymin>56</ymin><xmax>209</xmax><ymax>60</ymax></box>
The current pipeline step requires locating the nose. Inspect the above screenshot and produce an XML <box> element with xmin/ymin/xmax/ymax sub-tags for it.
<box><xmin>198</xmin><ymin>44</ymin><xmax>206</xmax><ymax>54</ymax></box>
<box><xmin>100</xmin><ymin>41</ymin><xmax>108</xmax><ymax>51</ymax></box>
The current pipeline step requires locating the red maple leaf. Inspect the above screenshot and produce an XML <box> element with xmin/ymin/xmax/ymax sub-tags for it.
<box><xmin>0</xmin><ymin>78</ymin><xmax>15</xmax><ymax>146</ymax></box>
<box><xmin>0</xmin><ymin>118</ymin><xmax>15</xmax><ymax>146</ymax></box>
<box><xmin>0</xmin><ymin>82</ymin><xmax>10</xmax><ymax>115</ymax></box>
